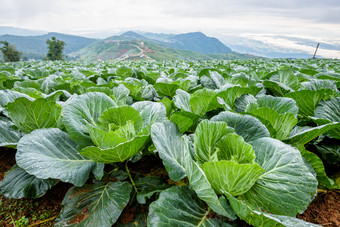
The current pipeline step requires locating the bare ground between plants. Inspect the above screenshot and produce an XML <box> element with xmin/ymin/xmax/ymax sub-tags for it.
<box><xmin>0</xmin><ymin>147</ymin><xmax>339</xmax><ymax>226</ymax></box>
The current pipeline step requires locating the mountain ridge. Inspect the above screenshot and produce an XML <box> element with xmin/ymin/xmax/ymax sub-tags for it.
<box><xmin>0</xmin><ymin>32</ymin><xmax>98</xmax><ymax>60</ymax></box>
<box><xmin>121</xmin><ymin>31</ymin><xmax>232</xmax><ymax>54</ymax></box>
<box><xmin>72</xmin><ymin>33</ymin><xmax>256</xmax><ymax>61</ymax></box>
<box><xmin>0</xmin><ymin>27</ymin><xmax>257</xmax><ymax>61</ymax></box>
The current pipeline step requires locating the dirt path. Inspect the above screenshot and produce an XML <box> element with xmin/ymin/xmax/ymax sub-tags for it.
<box><xmin>117</xmin><ymin>42</ymin><xmax>150</xmax><ymax>61</ymax></box>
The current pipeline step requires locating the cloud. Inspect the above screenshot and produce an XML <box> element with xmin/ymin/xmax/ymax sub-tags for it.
<box><xmin>158</xmin><ymin>0</ymin><xmax>340</xmax><ymax>24</ymax></box>
<box><xmin>240</xmin><ymin>33</ymin><xmax>340</xmax><ymax>58</ymax></box>
<box><xmin>0</xmin><ymin>0</ymin><xmax>339</xmax><ymax>58</ymax></box>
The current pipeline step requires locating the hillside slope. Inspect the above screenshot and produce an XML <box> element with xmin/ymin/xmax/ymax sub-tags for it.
<box><xmin>72</xmin><ymin>39</ymin><xmax>214</xmax><ymax>61</ymax></box>
<box><xmin>121</xmin><ymin>31</ymin><xmax>232</xmax><ymax>54</ymax></box>
<box><xmin>0</xmin><ymin>33</ymin><xmax>97</xmax><ymax>60</ymax></box>
<box><xmin>72</xmin><ymin>36</ymin><xmax>254</xmax><ymax>61</ymax></box>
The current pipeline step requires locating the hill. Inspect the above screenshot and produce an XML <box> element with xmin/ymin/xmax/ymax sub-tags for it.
<box><xmin>71</xmin><ymin>35</ymin><xmax>254</xmax><ymax>61</ymax></box>
<box><xmin>0</xmin><ymin>29</ymin><xmax>258</xmax><ymax>61</ymax></box>
<box><xmin>121</xmin><ymin>31</ymin><xmax>232</xmax><ymax>54</ymax></box>
<box><xmin>0</xmin><ymin>33</ymin><xmax>97</xmax><ymax>60</ymax></box>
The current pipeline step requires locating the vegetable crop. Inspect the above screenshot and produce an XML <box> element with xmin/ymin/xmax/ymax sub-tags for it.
<box><xmin>0</xmin><ymin>58</ymin><xmax>339</xmax><ymax>226</ymax></box>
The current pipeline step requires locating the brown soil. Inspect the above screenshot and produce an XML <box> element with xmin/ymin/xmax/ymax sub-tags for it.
<box><xmin>118</xmin><ymin>206</ymin><xmax>137</xmax><ymax>224</ymax></box>
<box><xmin>0</xmin><ymin>147</ymin><xmax>16</xmax><ymax>181</ymax></box>
<box><xmin>129</xmin><ymin>154</ymin><xmax>169</xmax><ymax>178</ymax></box>
<box><xmin>1</xmin><ymin>147</ymin><xmax>339</xmax><ymax>226</ymax></box>
<box><xmin>297</xmin><ymin>190</ymin><xmax>340</xmax><ymax>227</ymax></box>
<box><xmin>0</xmin><ymin>147</ymin><xmax>72</xmax><ymax>226</ymax></box>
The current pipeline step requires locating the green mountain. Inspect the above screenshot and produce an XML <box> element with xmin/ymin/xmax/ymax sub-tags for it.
<box><xmin>72</xmin><ymin>35</ymin><xmax>254</xmax><ymax>61</ymax></box>
<box><xmin>121</xmin><ymin>31</ymin><xmax>232</xmax><ymax>54</ymax></box>
<box><xmin>0</xmin><ymin>30</ymin><xmax>257</xmax><ymax>61</ymax></box>
<box><xmin>0</xmin><ymin>32</ymin><xmax>97</xmax><ymax>60</ymax></box>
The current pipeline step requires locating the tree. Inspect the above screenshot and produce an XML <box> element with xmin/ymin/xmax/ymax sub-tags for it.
<box><xmin>46</xmin><ymin>36</ymin><xmax>66</xmax><ymax>61</ymax></box>
<box><xmin>0</xmin><ymin>41</ymin><xmax>22</xmax><ymax>62</ymax></box>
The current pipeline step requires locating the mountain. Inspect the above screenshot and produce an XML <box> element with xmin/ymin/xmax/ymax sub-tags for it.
<box><xmin>0</xmin><ymin>28</ymin><xmax>257</xmax><ymax>61</ymax></box>
<box><xmin>168</xmin><ymin>32</ymin><xmax>232</xmax><ymax>54</ymax></box>
<box><xmin>121</xmin><ymin>31</ymin><xmax>232</xmax><ymax>54</ymax></box>
<box><xmin>72</xmin><ymin>34</ymin><xmax>255</xmax><ymax>61</ymax></box>
<box><xmin>0</xmin><ymin>26</ymin><xmax>46</xmax><ymax>36</ymax></box>
<box><xmin>0</xmin><ymin>32</ymin><xmax>97</xmax><ymax>60</ymax></box>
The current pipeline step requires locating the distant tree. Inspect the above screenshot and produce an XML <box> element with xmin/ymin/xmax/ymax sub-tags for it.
<box><xmin>0</xmin><ymin>41</ymin><xmax>22</xmax><ymax>62</ymax></box>
<box><xmin>45</xmin><ymin>36</ymin><xmax>66</xmax><ymax>60</ymax></box>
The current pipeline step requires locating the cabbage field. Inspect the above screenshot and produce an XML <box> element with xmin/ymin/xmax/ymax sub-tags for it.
<box><xmin>0</xmin><ymin>59</ymin><xmax>339</xmax><ymax>226</ymax></box>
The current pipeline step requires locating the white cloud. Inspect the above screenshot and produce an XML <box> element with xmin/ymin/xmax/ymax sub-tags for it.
<box><xmin>0</xmin><ymin>0</ymin><xmax>339</xmax><ymax>58</ymax></box>
<box><xmin>240</xmin><ymin>33</ymin><xmax>340</xmax><ymax>58</ymax></box>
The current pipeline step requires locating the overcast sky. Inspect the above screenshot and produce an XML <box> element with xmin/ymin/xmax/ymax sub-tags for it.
<box><xmin>1</xmin><ymin>0</ymin><xmax>340</xmax><ymax>57</ymax></box>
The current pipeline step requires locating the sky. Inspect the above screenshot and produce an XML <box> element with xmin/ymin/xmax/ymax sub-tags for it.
<box><xmin>1</xmin><ymin>0</ymin><xmax>340</xmax><ymax>57</ymax></box>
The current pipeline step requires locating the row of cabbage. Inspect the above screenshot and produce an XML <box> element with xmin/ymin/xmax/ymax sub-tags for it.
<box><xmin>0</xmin><ymin>59</ymin><xmax>339</xmax><ymax>227</ymax></box>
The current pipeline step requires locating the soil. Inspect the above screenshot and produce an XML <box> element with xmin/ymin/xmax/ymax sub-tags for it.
<box><xmin>1</xmin><ymin>147</ymin><xmax>339</xmax><ymax>226</ymax></box>
<box><xmin>0</xmin><ymin>147</ymin><xmax>16</xmax><ymax>181</ymax></box>
<box><xmin>297</xmin><ymin>190</ymin><xmax>340</xmax><ymax>227</ymax></box>
<box><xmin>0</xmin><ymin>147</ymin><xmax>71</xmax><ymax>226</ymax></box>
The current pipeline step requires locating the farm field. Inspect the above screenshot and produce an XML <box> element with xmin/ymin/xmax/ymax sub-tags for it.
<box><xmin>0</xmin><ymin>59</ymin><xmax>339</xmax><ymax>226</ymax></box>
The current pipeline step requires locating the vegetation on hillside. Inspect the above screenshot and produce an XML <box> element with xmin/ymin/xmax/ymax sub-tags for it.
<box><xmin>45</xmin><ymin>36</ymin><xmax>65</xmax><ymax>61</ymax></box>
<box><xmin>0</xmin><ymin>41</ymin><xmax>22</xmax><ymax>62</ymax></box>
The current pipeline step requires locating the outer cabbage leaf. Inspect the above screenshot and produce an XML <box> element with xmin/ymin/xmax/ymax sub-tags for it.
<box><xmin>7</xmin><ymin>97</ymin><xmax>62</xmax><ymax>133</ymax></box>
<box><xmin>154</xmin><ymin>82</ymin><xmax>180</xmax><ymax>97</ymax></box>
<box><xmin>314</xmin><ymin>97</ymin><xmax>340</xmax><ymax>122</ymax></box>
<box><xmin>55</xmin><ymin>181</ymin><xmax>132</xmax><ymax>227</ymax></box>
<box><xmin>300</xmin><ymin>149</ymin><xmax>334</xmax><ymax>189</ymax></box>
<box><xmin>226</xmin><ymin>193</ymin><xmax>320</xmax><ymax>227</ymax></box>
<box><xmin>132</xmin><ymin>101</ymin><xmax>167</xmax><ymax>132</ymax></box>
<box><xmin>315</xmin><ymin>139</ymin><xmax>340</xmax><ymax>166</ymax></box>
<box><xmin>184</xmin><ymin>156</ymin><xmax>236</xmax><ymax>219</ymax></box>
<box><xmin>255</xmin><ymin>95</ymin><xmax>298</xmax><ymax>117</ymax></box>
<box><xmin>116</xmin><ymin>66</ymin><xmax>134</xmax><ymax>79</ymax></box>
<box><xmin>173</xmin><ymin>89</ymin><xmax>192</xmax><ymax>112</ymax></box>
<box><xmin>213</xmin><ymin>86</ymin><xmax>262</xmax><ymax>109</ymax></box>
<box><xmin>273</xmin><ymin>70</ymin><xmax>300</xmax><ymax>90</ymax></box>
<box><xmin>0</xmin><ymin>119</ymin><xmax>24</xmax><ymax>147</ymax></box>
<box><xmin>16</xmin><ymin>128</ymin><xmax>101</xmax><ymax>187</ymax></box>
<box><xmin>314</xmin><ymin>97</ymin><xmax>340</xmax><ymax>139</ymax></box>
<box><xmin>112</xmin><ymin>84</ymin><xmax>130</xmax><ymax>105</ymax></box>
<box><xmin>151</xmin><ymin>122</ymin><xmax>236</xmax><ymax>218</ymax></box>
<box><xmin>234</xmin><ymin>94</ymin><xmax>257</xmax><ymax>113</ymax></box>
<box><xmin>169</xmin><ymin>113</ymin><xmax>193</xmax><ymax>133</ymax></box>
<box><xmin>189</xmin><ymin>88</ymin><xmax>217</xmax><ymax>116</ymax></box>
<box><xmin>135</xmin><ymin>176</ymin><xmax>171</xmax><ymax>204</ymax></box>
<box><xmin>263</xmin><ymin>80</ymin><xmax>294</xmax><ymax>96</ymax></box>
<box><xmin>0</xmin><ymin>165</ymin><xmax>57</xmax><ymax>199</ymax></box>
<box><xmin>0</xmin><ymin>89</ymin><xmax>35</xmax><ymax>107</ymax></box>
<box><xmin>247</xmin><ymin>107</ymin><xmax>297</xmax><ymax>140</ymax></box>
<box><xmin>285</xmin><ymin>89</ymin><xmax>336</xmax><ymax>117</ymax></box>
<box><xmin>151</xmin><ymin>121</ymin><xmax>186</xmax><ymax>181</ymax></box>
<box><xmin>284</xmin><ymin>123</ymin><xmax>340</xmax><ymax>145</ymax></box>
<box><xmin>211</xmin><ymin>111</ymin><xmax>270</xmax><ymax>142</ymax></box>
<box><xmin>300</xmin><ymin>79</ymin><xmax>337</xmax><ymax>91</ymax></box>
<box><xmin>243</xmin><ymin>138</ymin><xmax>318</xmax><ymax>216</ymax></box>
<box><xmin>148</xmin><ymin>186</ymin><xmax>234</xmax><ymax>227</ymax></box>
